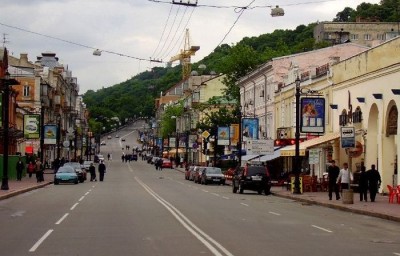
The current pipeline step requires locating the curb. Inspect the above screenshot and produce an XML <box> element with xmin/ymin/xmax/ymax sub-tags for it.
<box><xmin>271</xmin><ymin>192</ymin><xmax>400</xmax><ymax>223</ymax></box>
<box><xmin>0</xmin><ymin>181</ymin><xmax>53</xmax><ymax>201</ymax></box>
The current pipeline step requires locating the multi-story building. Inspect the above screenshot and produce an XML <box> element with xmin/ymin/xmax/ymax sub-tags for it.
<box><xmin>314</xmin><ymin>21</ymin><xmax>400</xmax><ymax>47</ymax></box>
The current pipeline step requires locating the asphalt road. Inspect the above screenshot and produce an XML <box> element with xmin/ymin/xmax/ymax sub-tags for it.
<box><xmin>0</xmin><ymin>123</ymin><xmax>399</xmax><ymax>256</ymax></box>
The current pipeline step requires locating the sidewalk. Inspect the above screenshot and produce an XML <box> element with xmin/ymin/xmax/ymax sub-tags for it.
<box><xmin>0</xmin><ymin>170</ymin><xmax>53</xmax><ymax>200</ymax></box>
<box><xmin>173</xmin><ymin>167</ymin><xmax>400</xmax><ymax>223</ymax></box>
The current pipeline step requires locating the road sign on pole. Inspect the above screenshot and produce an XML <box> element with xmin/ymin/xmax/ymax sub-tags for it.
<box><xmin>340</xmin><ymin>127</ymin><xmax>355</xmax><ymax>148</ymax></box>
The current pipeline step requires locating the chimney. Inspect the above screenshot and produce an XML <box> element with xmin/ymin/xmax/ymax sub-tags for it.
<box><xmin>20</xmin><ymin>53</ymin><xmax>29</xmax><ymax>66</ymax></box>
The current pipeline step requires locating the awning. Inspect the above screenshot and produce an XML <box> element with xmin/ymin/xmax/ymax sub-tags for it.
<box><xmin>280</xmin><ymin>132</ymin><xmax>340</xmax><ymax>157</ymax></box>
<box><xmin>251</xmin><ymin>147</ymin><xmax>283</xmax><ymax>163</ymax></box>
<box><xmin>241</xmin><ymin>154</ymin><xmax>261</xmax><ymax>161</ymax></box>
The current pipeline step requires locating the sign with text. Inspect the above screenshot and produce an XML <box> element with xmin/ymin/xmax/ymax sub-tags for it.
<box><xmin>23</xmin><ymin>114</ymin><xmax>40</xmax><ymax>139</ymax></box>
<box><xmin>217</xmin><ymin>126</ymin><xmax>230</xmax><ymax>146</ymax></box>
<box><xmin>247</xmin><ymin>139</ymin><xmax>274</xmax><ymax>154</ymax></box>
<box><xmin>308</xmin><ymin>149</ymin><xmax>319</xmax><ymax>164</ymax></box>
<box><xmin>44</xmin><ymin>125</ymin><xmax>57</xmax><ymax>145</ymax></box>
<box><xmin>340</xmin><ymin>127</ymin><xmax>355</xmax><ymax>148</ymax></box>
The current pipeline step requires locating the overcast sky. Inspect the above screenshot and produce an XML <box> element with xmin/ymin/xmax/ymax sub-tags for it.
<box><xmin>0</xmin><ymin>0</ymin><xmax>380</xmax><ymax>94</ymax></box>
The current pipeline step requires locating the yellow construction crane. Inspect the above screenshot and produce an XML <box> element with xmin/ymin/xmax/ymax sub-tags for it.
<box><xmin>169</xmin><ymin>28</ymin><xmax>200</xmax><ymax>79</ymax></box>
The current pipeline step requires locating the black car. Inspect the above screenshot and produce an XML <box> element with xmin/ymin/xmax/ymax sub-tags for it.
<box><xmin>232</xmin><ymin>164</ymin><xmax>271</xmax><ymax>195</ymax></box>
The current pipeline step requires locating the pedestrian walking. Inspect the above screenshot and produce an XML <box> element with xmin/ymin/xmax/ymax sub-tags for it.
<box><xmin>337</xmin><ymin>162</ymin><xmax>353</xmax><ymax>191</ymax></box>
<box><xmin>89</xmin><ymin>162</ymin><xmax>97</xmax><ymax>181</ymax></box>
<box><xmin>122</xmin><ymin>154</ymin><xmax>125</xmax><ymax>162</ymax></box>
<box><xmin>107</xmin><ymin>153</ymin><xmax>110</xmax><ymax>161</ymax></box>
<box><xmin>16</xmin><ymin>157</ymin><xmax>25</xmax><ymax>181</ymax></box>
<box><xmin>98</xmin><ymin>160</ymin><xmax>106</xmax><ymax>181</ymax></box>
<box><xmin>35</xmin><ymin>159</ymin><xmax>44</xmax><ymax>182</ymax></box>
<box><xmin>367</xmin><ymin>164</ymin><xmax>381</xmax><ymax>202</ymax></box>
<box><xmin>327</xmin><ymin>160</ymin><xmax>340</xmax><ymax>200</ymax></box>
<box><xmin>158</xmin><ymin>158</ymin><xmax>163</xmax><ymax>171</ymax></box>
<box><xmin>27</xmin><ymin>161</ymin><xmax>35</xmax><ymax>178</ymax></box>
<box><xmin>359</xmin><ymin>165</ymin><xmax>369</xmax><ymax>201</ymax></box>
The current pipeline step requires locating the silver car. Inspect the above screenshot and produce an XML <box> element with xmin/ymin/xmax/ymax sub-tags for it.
<box><xmin>200</xmin><ymin>167</ymin><xmax>226</xmax><ymax>185</ymax></box>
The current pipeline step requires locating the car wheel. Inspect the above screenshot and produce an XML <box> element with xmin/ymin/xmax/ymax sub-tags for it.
<box><xmin>204</xmin><ymin>180</ymin><xmax>207</xmax><ymax>185</ymax></box>
<box><xmin>258</xmin><ymin>189</ymin><xmax>263</xmax><ymax>195</ymax></box>
<box><xmin>239</xmin><ymin>183</ymin><xmax>244</xmax><ymax>194</ymax></box>
<box><xmin>74</xmin><ymin>180</ymin><xmax>79</xmax><ymax>184</ymax></box>
<box><xmin>54</xmin><ymin>180</ymin><xmax>59</xmax><ymax>185</ymax></box>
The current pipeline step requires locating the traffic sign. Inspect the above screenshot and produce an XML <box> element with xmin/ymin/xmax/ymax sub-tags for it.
<box><xmin>201</xmin><ymin>130</ymin><xmax>210</xmax><ymax>139</ymax></box>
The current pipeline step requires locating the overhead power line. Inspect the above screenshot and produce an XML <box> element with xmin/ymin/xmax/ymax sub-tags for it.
<box><xmin>0</xmin><ymin>21</ymin><xmax>163</xmax><ymax>63</ymax></box>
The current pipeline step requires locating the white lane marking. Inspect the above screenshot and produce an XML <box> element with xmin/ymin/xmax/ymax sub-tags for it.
<box><xmin>134</xmin><ymin>176</ymin><xmax>233</xmax><ymax>256</ymax></box>
<box><xmin>240</xmin><ymin>203</ymin><xmax>249</xmax><ymax>207</ymax></box>
<box><xmin>202</xmin><ymin>189</ymin><xmax>209</xmax><ymax>193</ymax></box>
<box><xmin>78</xmin><ymin>196</ymin><xmax>85</xmax><ymax>202</ymax></box>
<box><xmin>268</xmin><ymin>211</ymin><xmax>281</xmax><ymax>216</ymax></box>
<box><xmin>211</xmin><ymin>193</ymin><xmax>220</xmax><ymax>197</ymax></box>
<box><xmin>29</xmin><ymin>229</ymin><xmax>53</xmax><ymax>252</ymax></box>
<box><xmin>70</xmin><ymin>203</ymin><xmax>79</xmax><ymax>211</ymax></box>
<box><xmin>85</xmin><ymin>192</ymin><xmax>90</xmax><ymax>196</ymax></box>
<box><xmin>222</xmin><ymin>196</ymin><xmax>230</xmax><ymax>200</ymax></box>
<box><xmin>55</xmin><ymin>213</ymin><xmax>69</xmax><ymax>225</ymax></box>
<box><xmin>312</xmin><ymin>225</ymin><xmax>333</xmax><ymax>233</ymax></box>
<box><xmin>393</xmin><ymin>253</ymin><xmax>400</xmax><ymax>256</ymax></box>
<box><xmin>177</xmin><ymin>181</ymin><xmax>184</xmax><ymax>185</ymax></box>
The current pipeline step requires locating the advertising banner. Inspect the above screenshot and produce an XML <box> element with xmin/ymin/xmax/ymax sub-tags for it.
<box><xmin>23</xmin><ymin>114</ymin><xmax>40</xmax><ymax>139</ymax></box>
<box><xmin>242</xmin><ymin>118</ymin><xmax>259</xmax><ymax>141</ymax></box>
<box><xmin>217</xmin><ymin>126</ymin><xmax>230</xmax><ymax>146</ymax></box>
<box><xmin>44</xmin><ymin>124</ymin><xmax>57</xmax><ymax>145</ymax></box>
<box><xmin>230</xmin><ymin>124</ymin><xmax>239</xmax><ymax>145</ymax></box>
<box><xmin>300</xmin><ymin>97</ymin><xmax>325</xmax><ymax>134</ymax></box>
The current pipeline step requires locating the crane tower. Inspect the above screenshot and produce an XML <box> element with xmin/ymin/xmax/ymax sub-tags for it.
<box><xmin>169</xmin><ymin>29</ymin><xmax>199</xmax><ymax>79</ymax></box>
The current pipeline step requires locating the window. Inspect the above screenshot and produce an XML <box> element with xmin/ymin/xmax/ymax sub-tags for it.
<box><xmin>377</xmin><ymin>34</ymin><xmax>385</xmax><ymax>40</ymax></box>
<box><xmin>350</xmin><ymin>34</ymin><xmax>358</xmax><ymax>41</ymax></box>
<box><xmin>364</xmin><ymin>34</ymin><xmax>372</xmax><ymax>40</ymax></box>
<box><xmin>23</xmin><ymin>86</ymin><xmax>30</xmax><ymax>97</ymax></box>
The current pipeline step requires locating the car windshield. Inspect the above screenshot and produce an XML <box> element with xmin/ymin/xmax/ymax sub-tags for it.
<box><xmin>58</xmin><ymin>168</ymin><xmax>74</xmax><ymax>173</ymax></box>
<box><xmin>205</xmin><ymin>168</ymin><xmax>222</xmax><ymax>174</ymax></box>
<box><xmin>64</xmin><ymin>162</ymin><xmax>81</xmax><ymax>169</ymax></box>
<box><xmin>247</xmin><ymin>166</ymin><xmax>266</xmax><ymax>176</ymax></box>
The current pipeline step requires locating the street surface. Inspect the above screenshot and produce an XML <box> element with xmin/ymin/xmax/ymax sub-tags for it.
<box><xmin>0</xmin><ymin>122</ymin><xmax>399</xmax><ymax>256</ymax></box>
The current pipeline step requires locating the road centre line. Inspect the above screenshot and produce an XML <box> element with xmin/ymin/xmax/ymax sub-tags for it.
<box><xmin>268</xmin><ymin>211</ymin><xmax>281</xmax><ymax>216</ymax></box>
<box><xmin>85</xmin><ymin>191</ymin><xmax>90</xmax><ymax>196</ymax></box>
<box><xmin>134</xmin><ymin>175</ymin><xmax>234</xmax><ymax>256</ymax></box>
<box><xmin>393</xmin><ymin>253</ymin><xmax>400</xmax><ymax>256</ymax></box>
<box><xmin>312</xmin><ymin>225</ymin><xmax>333</xmax><ymax>233</ymax></box>
<box><xmin>240</xmin><ymin>203</ymin><xmax>249</xmax><ymax>207</ymax></box>
<box><xmin>202</xmin><ymin>189</ymin><xmax>209</xmax><ymax>193</ymax></box>
<box><xmin>29</xmin><ymin>229</ymin><xmax>53</xmax><ymax>252</ymax></box>
<box><xmin>211</xmin><ymin>193</ymin><xmax>220</xmax><ymax>197</ymax></box>
<box><xmin>222</xmin><ymin>196</ymin><xmax>230</xmax><ymax>200</ymax></box>
<box><xmin>78</xmin><ymin>196</ymin><xmax>85</xmax><ymax>202</ymax></box>
<box><xmin>70</xmin><ymin>203</ymin><xmax>79</xmax><ymax>211</ymax></box>
<box><xmin>55</xmin><ymin>213</ymin><xmax>69</xmax><ymax>225</ymax></box>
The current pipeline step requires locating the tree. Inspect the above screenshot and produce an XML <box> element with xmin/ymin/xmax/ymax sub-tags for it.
<box><xmin>333</xmin><ymin>7</ymin><xmax>355</xmax><ymax>21</ymax></box>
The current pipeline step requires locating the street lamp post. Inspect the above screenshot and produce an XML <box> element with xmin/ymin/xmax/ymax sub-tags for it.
<box><xmin>293</xmin><ymin>77</ymin><xmax>302</xmax><ymax>194</ymax></box>
<box><xmin>56</xmin><ymin>114</ymin><xmax>61</xmax><ymax>160</ymax></box>
<box><xmin>238</xmin><ymin>107</ymin><xmax>242</xmax><ymax>168</ymax></box>
<box><xmin>40</xmin><ymin>102</ymin><xmax>45</xmax><ymax>164</ymax></box>
<box><xmin>1</xmin><ymin>72</ymin><xmax>19</xmax><ymax>190</ymax></box>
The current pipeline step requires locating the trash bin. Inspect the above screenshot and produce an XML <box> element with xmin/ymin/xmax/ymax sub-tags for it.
<box><xmin>342</xmin><ymin>189</ymin><xmax>354</xmax><ymax>204</ymax></box>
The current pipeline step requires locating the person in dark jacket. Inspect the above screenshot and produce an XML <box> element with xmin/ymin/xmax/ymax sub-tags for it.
<box><xmin>367</xmin><ymin>164</ymin><xmax>381</xmax><ymax>202</ymax></box>
<box><xmin>327</xmin><ymin>160</ymin><xmax>340</xmax><ymax>200</ymax></box>
<box><xmin>358</xmin><ymin>166</ymin><xmax>369</xmax><ymax>201</ymax></box>
<box><xmin>98</xmin><ymin>160</ymin><xmax>106</xmax><ymax>181</ymax></box>
<box><xmin>89</xmin><ymin>163</ymin><xmax>97</xmax><ymax>181</ymax></box>
<box><xmin>16</xmin><ymin>157</ymin><xmax>25</xmax><ymax>181</ymax></box>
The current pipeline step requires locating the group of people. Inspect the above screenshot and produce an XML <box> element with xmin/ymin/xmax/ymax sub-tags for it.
<box><xmin>88</xmin><ymin>160</ymin><xmax>107</xmax><ymax>182</ymax></box>
<box><xmin>328</xmin><ymin>160</ymin><xmax>381</xmax><ymax>202</ymax></box>
<box><xmin>16</xmin><ymin>157</ymin><xmax>45</xmax><ymax>183</ymax></box>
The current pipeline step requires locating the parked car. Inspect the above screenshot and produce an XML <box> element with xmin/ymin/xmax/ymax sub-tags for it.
<box><xmin>115</xmin><ymin>134</ymin><xmax>119</xmax><ymax>138</ymax></box>
<box><xmin>224</xmin><ymin>167</ymin><xmax>236</xmax><ymax>182</ymax></box>
<box><xmin>232</xmin><ymin>164</ymin><xmax>271</xmax><ymax>195</ymax></box>
<box><xmin>107</xmin><ymin>135</ymin><xmax>112</xmax><ymax>139</ymax></box>
<box><xmin>131</xmin><ymin>154</ymin><xmax>138</xmax><ymax>161</ymax></box>
<box><xmin>121</xmin><ymin>138</ymin><xmax>125</xmax><ymax>142</ymax></box>
<box><xmin>64</xmin><ymin>162</ymin><xmax>87</xmax><ymax>183</ymax></box>
<box><xmin>189</xmin><ymin>166</ymin><xmax>201</xmax><ymax>181</ymax></box>
<box><xmin>82</xmin><ymin>160</ymin><xmax>94</xmax><ymax>171</ymax></box>
<box><xmin>100</xmin><ymin>141</ymin><xmax>106</xmax><ymax>145</ymax></box>
<box><xmin>185</xmin><ymin>166</ymin><xmax>196</xmax><ymax>180</ymax></box>
<box><xmin>194</xmin><ymin>167</ymin><xmax>205</xmax><ymax>183</ymax></box>
<box><xmin>54</xmin><ymin>166</ymin><xmax>79</xmax><ymax>185</ymax></box>
<box><xmin>161</xmin><ymin>158</ymin><xmax>173</xmax><ymax>169</ymax></box>
<box><xmin>94</xmin><ymin>154</ymin><xmax>105</xmax><ymax>163</ymax></box>
<box><xmin>200</xmin><ymin>167</ymin><xmax>226</xmax><ymax>185</ymax></box>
